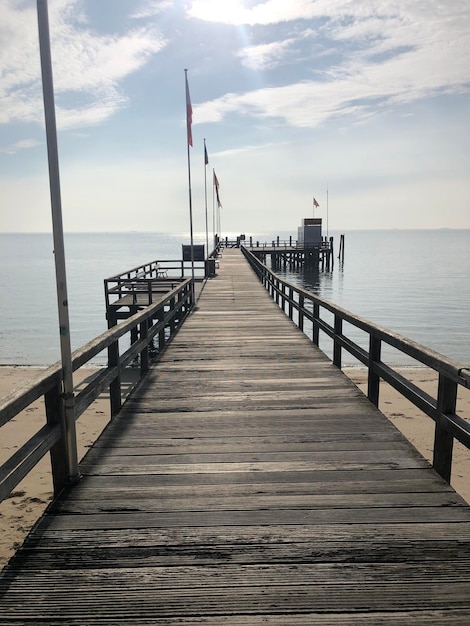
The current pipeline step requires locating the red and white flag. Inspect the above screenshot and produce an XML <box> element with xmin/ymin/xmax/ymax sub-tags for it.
<box><xmin>214</xmin><ymin>170</ymin><xmax>222</xmax><ymax>208</ymax></box>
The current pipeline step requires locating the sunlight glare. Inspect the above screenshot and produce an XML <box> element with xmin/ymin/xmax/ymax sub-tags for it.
<box><xmin>189</xmin><ymin>0</ymin><xmax>248</xmax><ymax>24</ymax></box>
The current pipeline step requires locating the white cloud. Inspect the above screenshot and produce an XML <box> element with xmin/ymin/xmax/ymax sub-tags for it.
<box><xmin>237</xmin><ymin>38</ymin><xmax>296</xmax><ymax>70</ymax></box>
<box><xmin>0</xmin><ymin>138</ymin><xmax>42</xmax><ymax>155</ymax></box>
<box><xmin>194</xmin><ymin>1</ymin><xmax>470</xmax><ymax>129</ymax></box>
<box><xmin>188</xmin><ymin>0</ymin><xmax>318</xmax><ymax>26</ymax></box>
<box><xmin>131</xmin><ymin>0</ymin><xmax>174</xmax><ymax>19</ymax></box>
<box><xmin>0</xmin><ymin>0</ymin><xmax>167</xmax><ymax>130</ymax></box>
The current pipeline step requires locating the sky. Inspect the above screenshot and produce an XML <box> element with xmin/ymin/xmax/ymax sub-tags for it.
<box><xmin>1</xmin><ymin>0</ymin><xmax>470</xmax><ymax>235</ymax></box>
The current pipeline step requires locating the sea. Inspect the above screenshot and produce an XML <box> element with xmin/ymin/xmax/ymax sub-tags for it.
<box><xmin>0</xmin><ymin>230</ymin><xmax>468</xmax><ymax>368</ymax></box>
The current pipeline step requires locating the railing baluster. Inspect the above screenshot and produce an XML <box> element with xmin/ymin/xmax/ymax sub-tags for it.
<box><xmin>140</xmin><ymin>319</ymin><xmax>149</xmax><ymax>374</ymax></box>
<box><xmin>45</xmin><ymin>381</ymin><xmax>69</xmax><ymax>496</ymax></box>
<box><xmin>333</xmin><ymin>315</ymin><xmax>342</xmax><ymax>368</ymax></box>
<box><xmin>298</xmin><ymin>293</ymin><xmax>304</xmax><ymax>331</ymax></box>
<box><xmin>108</xmin><ymin>337</ymin><xmax>122</xmax><ymax>417</ymax></box>
<box><xmin>158</xmin><ymin>307</ymin><xmax>166</xmax><ymax>352</ymax></box>
<box><xmin>170</xmin><ymin>296</ymin><xmax>176</xmax><ymax>333</ymax></box>
<box><xmin>368</xmin><ymin>335</ymin><xmax>382</xmax><ymax>407</ymax></box>
<box><xmin>433</xmin><ymin>374</ymin><xmax>457</xmax><ymax>482</ymax></box>
<box><xmin>313</xmin><ymin>302</ymin><xmax>320</xmax><ymax>346</ymax></box>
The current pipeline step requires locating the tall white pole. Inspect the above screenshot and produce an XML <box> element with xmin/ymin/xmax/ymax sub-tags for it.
<box><xmin>327</xmin><ymin>184</ymin><xmax>329</xmax><ymax>238</ymax></box>
<box><xmin>203</xmin><ymin>139</ymin><xmax>209</xmax><ymax>257</ymax></box>
<box><xmin>184</xmin><ymin>69</ymin><xmax>195</xmax><ymax>294</ymax></box>
<box><xmin>36</xmin><ymin>0</ymin><xmax>79</xmax><ymax>482</ymax></box>
<box><xmin>212</xmin><ymin>172</ymin><xmax>216</xmax><ymax>246</ymax></box>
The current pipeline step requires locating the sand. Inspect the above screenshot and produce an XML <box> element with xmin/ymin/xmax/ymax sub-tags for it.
<box><xmin>1</xmin><ymin>365</ymin><xmax>469</xmax><ymax>571</ymax></box>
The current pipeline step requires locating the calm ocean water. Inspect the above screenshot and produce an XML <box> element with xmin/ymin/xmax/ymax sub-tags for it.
<box><xmin>0</xmin><ymin>230</ymin><xmax>468</xmax><ymax>367</ymax></box>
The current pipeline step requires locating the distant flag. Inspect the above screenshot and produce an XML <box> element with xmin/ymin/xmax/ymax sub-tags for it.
<box><xmin>204</xmin><ymin>143</ymin><xmax>209</xmax><ymax>165</ymax></box>
<box><xmin>214</xmin><ymin>170</ymin><xmax>222</xmax><ymax>208</ymax></box>
<box><xmin>313</xmin><ymin>197</ymin><xmax>319</xmax><ymax>208</ymax></box>
<box><xmin>185</xmin><ymin>70</ymin><xmax>193</xmax><ymax>147</ymax></box>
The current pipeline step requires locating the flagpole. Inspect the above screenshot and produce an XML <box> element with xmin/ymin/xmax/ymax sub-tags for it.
<box><xmin>326</xmin><ymin>184</ymin><xmax>329</xmax><ymax>239</ymax></box>
<box><xmin>36</xmin><ymin>0</ymin><xmax>79</xmax><ymax>483</ymax></box>
<box><xmin>203</xmin><ymin>139</ymin><xmax>209</xmax><ymax>257</ymax></box>
<box><xmin>184</xmin><ymin>69</ymin><xmax>195</xmax><ymax>297</ymax></box>
<box><xmin>212</xmin><ymin>169</ymin><xmax>216</xmax><ymax>245</ymax></box>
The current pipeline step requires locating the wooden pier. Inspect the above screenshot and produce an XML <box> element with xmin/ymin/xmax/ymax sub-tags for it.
<box><xmin>1</xmin><ymin>249</ymin><xmax>470</xmax><ymax>623</ymax></box>
<box><xmin>249</xmin><ymin>242</ymin><xmax>335</xmax><ymax>271</ymax></box>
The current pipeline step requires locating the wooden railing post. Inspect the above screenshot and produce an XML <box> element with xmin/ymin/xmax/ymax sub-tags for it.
<box><xmin>433</xmin><ymin>374</ymin><xmax>457</xmax><ymax>482</ymax></box>
<box><xmin>140</xmin><ymin>319</ymin><xmax>149</xmax><ymax>375</ymax></box>
<box><xmin>333</xmin><ymin>315</ymin><xmax>342</xmax><ymax>368</ymax></box>
<box><xmin>45</xmin><ymin>381</ymin><xmax>69</xmax><ymax>496</ymax></box>
<box><xmin>367</xmin><ymin>335</ymin><xmax>382</xmax><ymax>407</ymax></box>
<box><xmin>130</xmin><ymin>306</ymin><xmax>139</xmax><ymax>345</ymax></box>
<box><xmin>158</xmin><ymin>307</ymin><xmax>166</xmax><ymax>353</ymax></box>
<box><xmin>298</xmin><ymin>293</ymin><xmax>304</xmax><ymax>332</ymax></box>
<box><xmin>170</xmin><ymin>297</ymin><xmax>176</xmax><ymax>333</ymax></box>
<box><xmin>108</xmin><ymin>338</ymin><xmax>121</xmax><ymax>418</ymax></box>
<box><xmin>312</xmin><ymin>302</ymin><xmax>320</xmax><ymax>346</ymax></box>
<box><xmin>288</xmin><ymin>286</ymin><xmax>293</xmax><ymax>320</ymax></box>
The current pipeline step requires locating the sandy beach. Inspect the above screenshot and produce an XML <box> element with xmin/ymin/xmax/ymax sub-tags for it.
<box><xmin>1</xmin><ymin>365</ymin><xmax>469</xmax><ymax>571</ymax></box>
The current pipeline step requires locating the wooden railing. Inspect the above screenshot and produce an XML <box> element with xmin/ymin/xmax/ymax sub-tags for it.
<box><xmin>104</xmin><ymin>251</ymin><xmax>223</xmax><ymax>310</ymax></box>
<box><xmin>104</xmin><ymin>259</ymin><xmax>204</xmax><ymax>303</ymax></box>
<box><xmin>242</xmin><ymin>246</ymin><xmax>470</xmax><ymax>483</ymax></box>
<box><xmin>0</xmin><ymin>279</ymin><xmax>193</xmax><ymax>504</ymax></box>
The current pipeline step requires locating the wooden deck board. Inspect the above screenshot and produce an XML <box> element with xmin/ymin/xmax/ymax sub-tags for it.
<box><xmin>1</xmin><ymin>248</ymin><xmax>470</xmax><ymax>624</ymax></box>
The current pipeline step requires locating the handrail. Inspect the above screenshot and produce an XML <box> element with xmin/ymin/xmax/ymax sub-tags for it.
<box><xmin>104</xmin><ymin>259</ymin><xmax>206</xmax><ymax>282</ymax></box>
<box><xmin>242</xmin><ymin>246</ymin><xmax>470</xmax><ymax>483</ymax></box>
<box><xmin>0</xmin><ymin>279</ymin><xmax>193</xmax><ymax>504</ymax></box>
<box><xmin>104</xmin><ymin>254</ymin><xmax>220</xmax><ymax>310</ymax></box>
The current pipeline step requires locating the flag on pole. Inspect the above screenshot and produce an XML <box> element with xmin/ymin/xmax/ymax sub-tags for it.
<box><xmin>214</xmin><ymin>170</ymin><xmax>222</xmax><ymax>208</ymax></box>
<box><xmin>185</xmin><ymin>71</ymin><xmax>193</xmax><ymax>147</ymax></box>
<box><xmin>313</xmin><ymin>197</ymin><xmax>319</xmax><ymax>208</ymax></box>
<box><xmin>204</xmin><ymin>143</ymin><xmax>209</xmax><ymax>165</ymax></box>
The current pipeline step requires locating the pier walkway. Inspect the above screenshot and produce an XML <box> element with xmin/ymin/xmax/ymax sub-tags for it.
<box><xmin>1</xmin><ymin>249</ymin><xmax>470</xmax><ymax>623</ymax></box>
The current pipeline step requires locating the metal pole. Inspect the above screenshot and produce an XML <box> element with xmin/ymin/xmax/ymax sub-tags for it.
<box><xmin>326</xmin><ymin>184</ymin><xmax>329</xmax><ymax>239</ymax></box>
<box><xmin>203</xmin><ymin>138</ymin><xmax>209</xmax><ymax>258</ymax></box>
<box><xmin>36</xmin><ymin>0</ymin><xmax>79</xmax><ymax>483</ymax></box>
<box><xmin>212</xmin><ymin>172</ymin><xmax>216</xmax><ymax>246</ymax></box>
<box><xmin>184</xmin><ymin>70</ymin><xmax>195</xmax><ymax>296</ymax></box>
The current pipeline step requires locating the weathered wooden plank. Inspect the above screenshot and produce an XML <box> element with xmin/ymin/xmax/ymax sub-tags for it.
<box><xmin>2</xmin><ymin>581</ymin><xmax>470</xmax><ymax>619</ymax></box>
<box><xmin>64</xmin><ymin>472</ymin><xmax>454</xmax><ymax>496</ymax></box>
<box><xmin>80</xmin><ymin>448</ymin><xmax>429</xmax><ymax>466</ymax></box>
<box><xmin>22</xmin><ymin>521</ymin><xmax>470</xmax><ymax>549</ymax></box>
<box><xmin>77</xmin><ymin>465</ymin><xmax>449</xmax><ymax>481</ymax></box>
<box><xmin>5</xmin><ymin>560</ymin><xmax>470</xmax><ymax>585</ymax></box>
<box><xmin>89</xmin><ymin>429</ymin><xmax>406</xmax><ymax>449</ymax></box>
<box><xmin>39</xmin><ymin>506</ymin><xmax>470</xmax><ymax>531</ymax></box>
<box><xmin>12</xmin><ymin>539</ymin><xmax>470</xmax><ymax>569</ymax></box>
<box><xmin>51</xmin><ymin>491</ymin><xmax>465</xmax><ymax>515</ymax></box>
<box><xmin>5</xmin><ymin>612</ymin><xmax>470</xmax><ymax>626</ymax></box>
